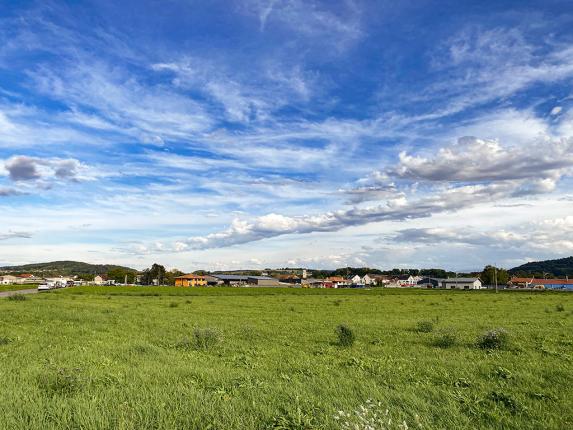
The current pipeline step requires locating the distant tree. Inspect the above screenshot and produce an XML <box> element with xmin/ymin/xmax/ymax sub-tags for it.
<box><xmin>164</xmin><ymin>269</ymin><xmax>185</xmax><ymax>286</ymax></box>
<box><xmin>140</xmin><ymin>263</ymin><xmax>166</xmax><ymax>285</ymax></box>
<box><xmin>481</xmin><ymin>265</ymin><xmax>509</xmax><ymax>286</ymax></box>
<box><xmin>107</xmin><ymin>268</ymin><xmax>137</xmax><ymax>284</ymax></box>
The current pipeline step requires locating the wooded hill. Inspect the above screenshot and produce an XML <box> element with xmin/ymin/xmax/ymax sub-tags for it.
<box><xmin>509</xmin><ymin>256</ymin><xmax>573</xmax><ymax>277</ymax></box>
<box><xmin>0</xmin><ymin>260</ymin><xmax>137</xmax><ymax>276</ymax></box>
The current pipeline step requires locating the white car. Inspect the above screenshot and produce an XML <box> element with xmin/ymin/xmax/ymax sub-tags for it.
<box><xmin>37</xmin><ymin>284</ymin><xmax>53</xmax><ymax>291</ymax></box>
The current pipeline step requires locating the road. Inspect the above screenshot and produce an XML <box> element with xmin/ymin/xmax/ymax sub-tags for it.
<box><xmin>0</xmin><ymin>288</ymin><xmax>39</xmax><ymax>298</ymax></box>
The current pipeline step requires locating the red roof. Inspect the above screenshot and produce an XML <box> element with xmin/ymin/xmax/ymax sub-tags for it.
<box><xmin>510</xmin><ymin>277</ymin><xmax>573</xmax><ymax>285</ymax></box>
<box><xmin>175</xmin><ymin>274</ymin><xmax>205</xmax><ymax>279</ymax></box>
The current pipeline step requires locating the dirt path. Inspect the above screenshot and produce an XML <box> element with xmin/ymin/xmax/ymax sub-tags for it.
<box><xmin>0</xmin><ymin>288</ymin><xmax>39</xmax><ymax>297</ymax></box>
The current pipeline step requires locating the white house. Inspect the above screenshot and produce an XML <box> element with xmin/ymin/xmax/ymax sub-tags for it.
<box><xmin>351</xmin><ymin>275</ymin><xmax>363</xmax><ymax>285</ymax></box>
<box><xmin>396</xmin><ymin>275</ymin><xmax>416</xmax><ymax>286</ymax></box>
<box><xmin>0</xmin><ymin>275</ymin><xmax>19</xmax><ymax>285</ymax></box>
<box><xmin>443</xmin><ymin>278</ymin><xmax>482</xmax><ymax>290</ymax></box>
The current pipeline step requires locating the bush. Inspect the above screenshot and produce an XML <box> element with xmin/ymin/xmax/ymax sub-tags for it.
<box><xmin>192</xmin><ymin>327</ymin><xmax>221</xmax><ymax>350</ymax></box>
<box><xmin>556</xmin><ymin>304</ymin><xmax>565</xmax><ymax>312</ymax></box>
<box><xmin>477</xmin><ymin>328</ymin><xmax>510</xmax><ymax>350</ymax></box>
<box><xmin>415</xmin><ymin>320</ymin><xmax>434</xmax><ymax>333</ymax></box>
<box><xmin>336</xmin><ymin>324</ymin><xmax>355</xmax><ymax>347</ymax></box>
<box><xmin>433</xmin><ymin>329</ymin><xmax>457</xmax><ymax>348</ymax></box>
<box><xmin>0</xmin><ymin>336</ymin><xmax>11</xmax><ymax>346</ymax></box>
<box><xmin>7</xmin><ymin>294</ymin><xmax>28</xmax><ymax>301</ymax></box>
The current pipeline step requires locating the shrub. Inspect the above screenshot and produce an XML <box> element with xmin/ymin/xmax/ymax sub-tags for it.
<box><xmin>555</xmin><ymin>304</ymin><xmax>565</xmax><ymax>312</ymax></box>
<box><xmin>192</xmin><ymin>327</ymin><xmax>221</xmax><ymax>350</ymax></box>
<box><xmin>477</xmin><ymin>328</ymin><xmax>510</xmax><ymax>350</ymax></box>
<box><xmin>415</xmin><ymin>320</ymin><xmax>434</xmax><ymax>333</ymax></box>
<box><xmin>433</xmin><ymin>329</ymin><xmax>457</xmax><ymax>348</ymax></box>
<box><xmin>7</xmin><ymin>294</ymin><xmax>27</xmax><ymax>301</ymax></box>
<box><xmin>336</xmin><ymin>324</ymin><xmax>355</xmax><ymax>347</ymax></box>
<box><xmin>0</xmin><ymin>336</ymin><xmax>11</xmax><ymax>346</ymax></box>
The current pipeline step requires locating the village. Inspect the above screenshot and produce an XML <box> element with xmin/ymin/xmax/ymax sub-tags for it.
<box><xmin>1</xmin><ymin>269</ymin><xmax>572</xmax><ymax>291</ymax></box>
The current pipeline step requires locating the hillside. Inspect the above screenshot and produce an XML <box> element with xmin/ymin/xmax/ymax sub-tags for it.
<box><xmin>510</xmin><ymin>256</ymin><xmax>573</xmax><ymax>277</ymax></box>
<box><xmin>0</xmin><ymin>260</ymin><xmax>137</xmax><ymax>276</ymax></box>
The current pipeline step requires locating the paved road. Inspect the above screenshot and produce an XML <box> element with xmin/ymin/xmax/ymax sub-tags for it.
<box><xmin>0</xmin><ymin>288</ymin><xmax>39</xmax><ymax>298</ymax></box>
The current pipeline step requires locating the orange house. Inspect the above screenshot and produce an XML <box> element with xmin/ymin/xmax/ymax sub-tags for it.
<box><xmin>174</xmin><ymin>274</ymin><xmax>207</xmax><ymax>287</ymax></box>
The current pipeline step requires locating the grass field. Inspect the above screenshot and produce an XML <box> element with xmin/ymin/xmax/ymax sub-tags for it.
<box><xmin>0</xmin><ymin>287</ymin><xmax>571</xmax><ymax>429</ymax></box>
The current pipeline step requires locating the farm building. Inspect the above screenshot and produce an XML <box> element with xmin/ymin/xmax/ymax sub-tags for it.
<box><xmin>509</xmin><ymin>277</ymin><xmax>573</xmax><ymax>290</ymax></box>
<box><xmin>443</xmin><ymin>278</ymin><xmax>482</xmax><ymax>290</ymax></box>
<box><xmin>246</xmin><ymin>276</ymin><xmax>281</xmax><ymax>287</ymax></box>
<box><xmin>174</xmin><ymin>274</ymin><xmax>207</xmax><ymax>287</ymax></box>
<box><xmin>211</xmin><ymin>274</ymin><xmax>249</xmax><ymax>285</ymax></box>
<box><xmin>417</xmin><ymin>277</ymin><xmax>445</xmax><ymax>288</ymax></box>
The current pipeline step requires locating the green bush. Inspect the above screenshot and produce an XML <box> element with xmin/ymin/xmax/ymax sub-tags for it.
<box><xmin>556</xmin><ymin>304</ymin><xmax>565</xmax><ymax>312</ymax></box>
<box><xmin>477</xmin><ymin>328</ymin><xmax>510</xmax><ymax>350</ymax></box>
<box><xmin>415</xmin><ymin>320</ymin><xmax>434</xmax><ymax>333</ymax></box>
<box><xmin>336</xmin><ymin>324</ymin><xmax>355</xmax><ymax>347</ymax></box>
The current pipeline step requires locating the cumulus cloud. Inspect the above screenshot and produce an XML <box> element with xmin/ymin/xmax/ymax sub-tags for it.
<box><xmin>179</xmin><ymin>181</ymin><xmax>519</xmax><ymax>249</ymax></box>
<box><xmin>392</xmin><ymin>216</ymin><xmax>573</xmax><ymax>252</ymax></box>
<box><xmin>391</xmin><ymin>136</ymin><xmax>573</xmax><ymax>183</ymax></box>
<box><xmin>5</xmin><ymin>156</ymin><xmax>41</xmax><ymax>181</ymax></box>
<box><xmin>0</xmin><ymin>187</ymin><xmax>24</xmax><ymax>197</ymax></box>
<box><xmin>3</xmin><ymin>155</ymin><xmax>84</xmax><ymax>183</ymax></box>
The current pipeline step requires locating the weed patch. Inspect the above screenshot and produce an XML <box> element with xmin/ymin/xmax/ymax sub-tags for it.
<box><xmin>477</xmin><ymin>328</ymin><xmax>510</xmax><ymax>350</ymax></box>
<box><xmin>37</xmin><ymin>366</ymin><xmax>84</xmax><ymax>396</ymax></box>
<box><xmin>415</xmin><ymin>320</ymin><xmax>434</xmax><ymax>333</ymax></box>
<box><xmin>432</xmin><ymin>328</ymin><xmax>457</xmax><ymax>348</ymax></box>
<box><xmin>7</xmin><ymin>294</ymin><xmax>28</xmax><ymax>301</ymax></box>
<box><xmin>335</xmin><ymin>324</ymin><xmax>355</xmax><ymax>347</ymax></box>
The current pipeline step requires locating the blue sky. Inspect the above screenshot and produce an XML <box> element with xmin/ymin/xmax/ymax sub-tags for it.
<box><xmin>1</xmin><ymin>0</ymin><xmax>573</xmax><ymax>271</ymax></box>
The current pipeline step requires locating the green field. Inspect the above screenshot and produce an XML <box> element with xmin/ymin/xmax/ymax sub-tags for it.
<box><xmin>0</xmin><ymin>287</ymin><xmax>572</xmax><ymax>429</ymax></box>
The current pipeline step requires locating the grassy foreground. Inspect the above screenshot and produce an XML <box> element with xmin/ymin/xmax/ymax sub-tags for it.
<box><xmin>0</xmin><ymin>287</ymin><xmax>572</xmax><ymax>429</ymax></box>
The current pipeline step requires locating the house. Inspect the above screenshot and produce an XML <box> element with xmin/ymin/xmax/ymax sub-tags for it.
<box><xmin>326</xmin><ymin>276</ymin><xmax>349</xmax><ymax>288</ymax></box>
<box><xmin>417</xmin><ymin>277</ymin><xmax>445</xmax><ymax>288</ymax></box>
<box><xmin>396</xmin><ymin>275</ymin><xmax>416</xmax><ymax>286</ymax></box>
<box><xmin>350</xmin><ymin>275</ymin><xmax>363</xmax><ymax>285</ymax></box>
<box><xmin>93</xmin><ymin>275</ymin><xmax>115</xmax><ymax>286</ymax></box>
<box><xmin>443</xmin><ymin>278</ymin><xmax>482</xmax><ymax>290</ymax></box>
<box><xmin>174</xmin><ymin>274</ymin><xmax>207</xmax><ymax>287</ymax></box>
<box><xmin>509</xmin><ymin>277</ymin><xmax>573</xmax><ymax>290</ymax></box>
<box><xmin>0</xmin><ymin>275</ymin><xmax>19</xmax><ymax>285</ymax></box>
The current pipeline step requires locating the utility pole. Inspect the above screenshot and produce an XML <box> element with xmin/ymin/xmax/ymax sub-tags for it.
<box><xmin>494</xmin><ymin>265</ymin><xmax>498</xmax><ymax>293</ymax></box>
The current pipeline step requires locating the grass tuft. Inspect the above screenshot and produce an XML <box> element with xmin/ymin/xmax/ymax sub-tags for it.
<box><xmin>415</xmin><ymin>320</ymin><xmax>434</xmax><ymax>333</ymax></box>
<box><xmin>335</xmin><ymin>324</ymin><xmax>355</xmax><ymax>347</ymax></box>
<box><xmin>0</xmin><ymin>336</ymin><xmax>11</xmax><ymax>346</ymax></box>
<box><xmin>7</xmin><ymin>294</ymin><xmax>28</xmax><ymax>301</ymax></box>
<box><xmin>37</xmin><ymin>366</ymin><xmax>84</xmax><ymax>396</ymax></box>
<box><xmin>477</xmin><ymin>328</ymin><xmax>510</xmax><ymax>350</ymax></box>
<box><xmin>192</xmin><ymin>327</ymin><xmax>221</xmax><ymax>350</ymax></box>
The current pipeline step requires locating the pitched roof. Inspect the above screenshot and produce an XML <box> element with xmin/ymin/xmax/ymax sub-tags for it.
<box><xmin>445</xmin><ymin>277</ymin><xmax>480</xmax><ymax>282</ymax></box>
<box><xmin>511</xmin><ymin>277</ymin><xmax>573</xmax><ymax>285</ymax></box>
<box><xmin>175</xmin><ymin>274</ymin><xmax>206</xmax><ymax>279</ymax></box>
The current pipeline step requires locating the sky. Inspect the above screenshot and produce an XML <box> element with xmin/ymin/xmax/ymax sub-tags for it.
<box><xmin>1</xmin><ymin>0</ymin><xmax>573</xmax><ymax>272</ymax></box>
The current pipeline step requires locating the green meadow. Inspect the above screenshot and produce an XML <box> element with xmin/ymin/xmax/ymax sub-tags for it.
<box><xmin>0</xmin><ymin>284</ymin><xmax>37</xmax><ymax>292</ymax></box>
<box><xmin>0</xmin><ymin>287</ymin><xmax>572</xmax><ymax>429</ymax></box>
